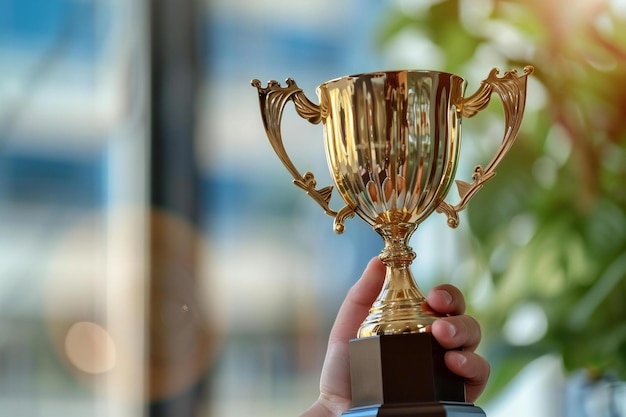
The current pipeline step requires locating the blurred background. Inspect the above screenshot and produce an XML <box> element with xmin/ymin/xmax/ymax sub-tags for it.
<box><xmin>0</xmin><ymin>0</ymin><xmax>625</xmax><ymax>416</ymax></box>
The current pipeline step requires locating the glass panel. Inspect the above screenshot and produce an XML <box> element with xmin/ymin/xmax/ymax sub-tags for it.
<box><xmin>0</xmin><ymin>1</ymin><xmax>148</xmax><ymax>416</ymax></box>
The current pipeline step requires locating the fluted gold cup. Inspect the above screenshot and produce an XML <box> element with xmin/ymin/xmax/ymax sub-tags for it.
<box><xmin>252</xmin><ymin>67</ymin><xmax>533</xmax><ymax>340</ymax></box>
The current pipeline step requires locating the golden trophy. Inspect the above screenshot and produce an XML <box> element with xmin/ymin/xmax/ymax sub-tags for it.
<box><xmin>252</xmin><ymin>66</ymin><xmax>533</xmax><ymax>416</ymax></box>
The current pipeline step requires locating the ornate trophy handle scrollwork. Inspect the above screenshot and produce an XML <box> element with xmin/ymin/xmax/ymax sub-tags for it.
<box><xmin>436</xmin><ymin>66</ymin><xmax>534</xmax><ymax>228</ymax></box>
<box><xmin>251</xmin><ymin>78</ymin><xmax>355</xmax><ymax>234</ymax></box>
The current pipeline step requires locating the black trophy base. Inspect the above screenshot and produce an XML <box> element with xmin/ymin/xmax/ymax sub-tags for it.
<box><xmin>342</xmin><ymin>402</ymin><xmax>486</xmax><ymax>417</ymax></box>
<box><xmin>342</xmin><ymin>333</ymin><xmax>486</xmax><ymax>417</ymax></box>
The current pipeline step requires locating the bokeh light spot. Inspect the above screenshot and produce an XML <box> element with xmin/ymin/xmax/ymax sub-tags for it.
<box><xmin>503</xmin><ymin>302</ymin><xmax>548</xmax><ymax>346</ymax></box>
<box><xmin>64</xmin><ymin>321</ymin><xmax>117</xmax><ymax>374</ymax></box>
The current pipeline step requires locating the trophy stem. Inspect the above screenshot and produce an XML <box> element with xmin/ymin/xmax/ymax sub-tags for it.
<box><xmin>357</xmin><ymin>223</ymin><xmax>440</xmax><ymax>338</ymax></box>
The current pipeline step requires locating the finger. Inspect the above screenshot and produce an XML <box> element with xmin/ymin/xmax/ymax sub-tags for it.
<box><xmin>431</xmin><ymin>315</ymin><xmax>482</xmax><ymax>352</ymax></box>
<box><xmin>444</xmin><ymin>350</ymin><xmax>491</xmax><ymax>403</ymax></box>
<box><xmin>317</xmin><ymin>257</ymin><xmax>385</xmax><ymax>410</ymax></box>
<box><xmin>328</xmin><ymin>257</ymin><xmax>385</xmax><ymax>344</ymax></box>
<box><xmin>426</xmin><ymin>284</ymin><xmax>466</xmax><ymax>316</ymax></box>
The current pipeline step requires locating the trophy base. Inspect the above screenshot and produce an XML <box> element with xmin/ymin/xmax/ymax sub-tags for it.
<box><xmin>344</xmin><ymin>333</ymin><xmax>483</xmax><ymax>417</ymax></box>
<box><xmin>349</xmin><ymin>333</ymin><xmax>465</xmax><ymax>406</ymax></box>
<box><xmin>342</xmin><ymin>402</ymin><xmax>486</xmax><ymax>417</ymax></box>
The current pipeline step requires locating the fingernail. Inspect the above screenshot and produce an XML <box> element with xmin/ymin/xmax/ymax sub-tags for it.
<box><xmin>441</xmin><ymin>320</ymin><xmax>457</xmax><ymax>338</ymax></box>
<box><xmin>450</xmin><ymin>350</ymin><xmax>467</xmax><ymax>366</ymax></box>
<box><xmin>436</xmin><ymin>289</ymin><xmax>453</xmax><ymax>306</ymax></box>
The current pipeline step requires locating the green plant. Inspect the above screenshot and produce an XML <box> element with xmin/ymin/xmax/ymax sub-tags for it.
<box><xmin>377</xmin><ymin>0</ymin><xmax>626</xmax><ymax>402</ymax></box>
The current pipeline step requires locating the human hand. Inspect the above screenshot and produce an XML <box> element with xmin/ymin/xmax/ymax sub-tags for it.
<box><xmin>300</xmin><ymin>257</ymin><xmax>490</xmax><ymax>417</ymax></box>
<box><xmin>427</xmin><ymin>284</ymin><xmax>491</xmax><ymax>402</ymax></box>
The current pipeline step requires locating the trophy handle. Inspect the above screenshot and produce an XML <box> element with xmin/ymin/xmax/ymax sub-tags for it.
<box><xmin>251</xmin><ymin>78</ymin><xmax>355</xmax><ymax>234</ymax></box>
<box><xmin>436</xmin><ymin>66</ymin><xmax>534</xmax><ymax>228</ymax></box>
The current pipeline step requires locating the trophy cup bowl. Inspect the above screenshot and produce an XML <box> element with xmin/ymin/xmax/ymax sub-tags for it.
<box><xmin>252</xmin><ymin>66</ymin><xmax>533</xmax><ymax>415</ymax></box>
